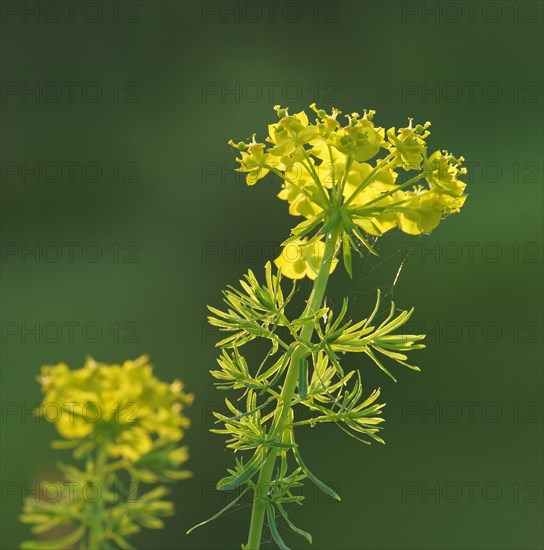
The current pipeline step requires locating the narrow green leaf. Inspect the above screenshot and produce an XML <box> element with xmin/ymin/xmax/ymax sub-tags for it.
<box><xmin>216</xmin><ymin>397</ymin><xmax>274</xmax><ymax>424</ymax></box>
<box><xmin>283</xmin><ymin>213</ymin><xmax>325</xmax><ymax>245</ymax></box>
<box><xmin>217</xmin><ymin>454</ymin><xmax>261</xmax><ymax>491</ymax></box>
<box><xmin>353</xmin><ymin>227</ymin><xmax>378</xmax><ymax>256</ymax></box>
<box><xmin>266</xmin><ymin>505</ymin><xmax>291</xmax><ymax>550</ymax></box>
<box><xmin>187</xmin><ymin>488</ymin><xmax>249</xmax><ymax>534</ymax></box>
<box><xmin>291</xmin><ymin>434</ymin><xmax>341</xmax><ymax>501</ymax></box>
<box><xmin>277</xmin><ymin>503</ymin><xmax>313</xmax><ymax>544</ymax></box>
<box><xmin>342</xmin><ymin>232</ymin><xmax>352</xmax><ymax>277</ymax></box>
<box><xmin>365</xmin><ymin>348</ymin><xmax>397</xmax><ymax>382</ymax></box>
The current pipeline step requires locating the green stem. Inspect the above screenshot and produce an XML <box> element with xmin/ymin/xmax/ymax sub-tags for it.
<box><xmin>335</xmin><ymin>156</ymin><xmax>352</xmax><ymax>205</ymax></box>
<box><xmin>245</xmin><ymin>225</ymin><xmax>340</xmax><ymax>550</ymax></box>
<box><xmin>88</xmin><ymin>445</ymin><xmax>107</xmax><ymax>550</ymax></box>
<box><xmin>301</xmin><ymin>149</ymin><xmax>332</xmax><ymax>207</ymax></box>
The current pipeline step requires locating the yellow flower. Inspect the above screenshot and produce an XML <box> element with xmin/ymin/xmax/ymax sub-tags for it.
<box><xmin>315</xmin><ymin>147</ymin><xmax>370</xmax><ymax>190</ymax></box>
<box><xmin>309</xmin><ymin>103</ymin><xmax>342</xmax><ymax>139</ymax></box>
<box><xmin>330</xmin><ymin>111</ymin><xmax>386</xmax><ymax>162</ymax></box>
<box><xmin>277</xmin><ymin>158</ymin><xmax>323</xmax><ymax>218</ymax></box>
<box><xmin>353</xmin><ymin>186</ymin><xmax>400</xmax><ymax>236</ymax></box>
<box><xmin>229</xmin><ymin>105</ymin><xmax>468</xmax><ymax>261</ymax></box>
<box><xmin>424</xmin><ymin>150</ymin><xmax>467</xmax><ymax>212</ymax></box>
<box><xmin>229</xmin><ymin>138</ymin><xmax>276</xmax><ymax>185</ymax></box>
<box><xmin>108</xmin><ymin>426</ymin><xmax>153</xmax><ymax>462</ymax></box>
<box><xmin>38</xmin><ymin>356</ymin><xmax>192</xmax><ymax>463</ymax></box>
<box><xmin>343</xmin><ymin>163</ymin><xmax>398</xmax><ymax>198</ymax></box>
<box><xmin>343</xmin><ymin>166</ymin><xmax>400</xmax><ymax>236</ymax></box>
<box><xmin>267</xmin><ymin>106</ymin><xmax>320</xmax><ymax>156</ymax></box>
<box><xmin>396</xmin><ymin>189</ymin><xmax>443</xmax><ymax>235</ymax></box>
<box><xmin>387</xmin><ymin>119</ymin><xmax>431</xmax><ymax>170</ymax></box>
<box><xmin>275</xmin><ymin>238</ymin><xmax>338</xmax><ymax>280</ymax></box>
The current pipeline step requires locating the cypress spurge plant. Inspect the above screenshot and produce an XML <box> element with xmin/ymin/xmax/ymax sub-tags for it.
<box><xmin>190</xmin><ymin>104</ymin><xmax>467</xmax><ymax>549</ymax></box>
<box><xmin>20</xmin><ymin>356</ymin><xmax>192</xmax><ymax>549</ymax></box>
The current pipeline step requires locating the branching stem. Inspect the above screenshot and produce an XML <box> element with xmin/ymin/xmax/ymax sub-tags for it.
<box><xmin>245</xmin><ymin>225</ymin><xmax>340</xmax><ymax>550</ymax></box>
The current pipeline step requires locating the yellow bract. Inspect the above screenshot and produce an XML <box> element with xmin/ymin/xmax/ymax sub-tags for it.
<box><xmin>275</xmin><ymin>238</ymin><xmax>338</xmax><ymax>280</ymax></box>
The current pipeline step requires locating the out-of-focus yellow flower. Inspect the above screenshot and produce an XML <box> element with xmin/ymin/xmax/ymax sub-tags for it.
<box><xmin>22</xmin><ymin>357</ymin><xmax>192</xmax><ymax>549</ymax></box>
<box><xmin>274</xmin><ymin>238</ymin><xmax>338</xmax><ymax>280</ymax></box>
<box><xmin>38</xmin><ymin>356</ymin><xmax>193</xmax><ymax>463</ymax></box>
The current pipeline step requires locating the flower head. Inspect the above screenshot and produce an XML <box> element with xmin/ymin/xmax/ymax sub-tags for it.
<box><xmin>229</xmin><ymin>105</ymin><xmax>468</xmax><ymax>274</ymax></box>
<box><xmin>38</xmin><ymin>356</ymin><xmax>192</xmax><ymax>465</ymax></box>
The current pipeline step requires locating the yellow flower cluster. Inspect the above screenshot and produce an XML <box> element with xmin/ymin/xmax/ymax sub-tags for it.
<box><xmin>38</xmin><ymin>356</ymin><xmax>192</xmax><ymax>463</ymax></box>
<box><xmin>230</xmin><ymin>105</ymin><xmax>467</xmax><ymax>278</ymax></box>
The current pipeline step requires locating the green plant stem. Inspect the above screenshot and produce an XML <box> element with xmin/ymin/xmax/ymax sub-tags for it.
<box><xmin>88</xmin><ymin>445</ymin><xmax>107</xmax><ymax>550</ymax></box>
<box><xmin>245</xmin><ymin>226</ymin><xmax>340</xmax><ymax>550</ymax></box>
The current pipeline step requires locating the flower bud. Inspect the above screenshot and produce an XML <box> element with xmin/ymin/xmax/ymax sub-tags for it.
<box><xmin>228</xmin><ymin>139</ymin><xmax>248</xmax><ymax>151</ymax></box>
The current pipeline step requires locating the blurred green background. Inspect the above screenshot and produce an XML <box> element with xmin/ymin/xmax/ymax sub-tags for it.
<box><xmin>1</xmin><ymin>1</ymin><xmax>542</xmax><ymax>548</ymax></box>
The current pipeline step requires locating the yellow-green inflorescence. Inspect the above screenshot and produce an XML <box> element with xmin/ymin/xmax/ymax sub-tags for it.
<box><xmin>20</xmin><ymin>356</ymin><xmax>192</xmax><ymax>550</ymax></box>
<box><xmin>196</xmin><ymin>104</ymin><xmax>467</xmax><ymax>550</ymax></box>
<box><xmin>230</xmin><ymin>104</ymin><xmax>466</xmax><ymax>279</ymax></box>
